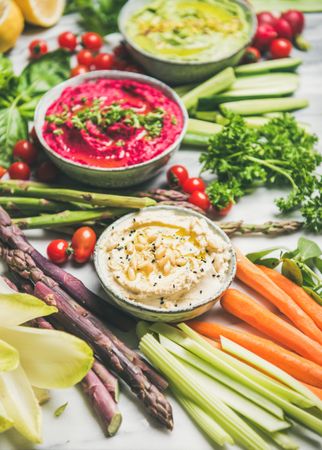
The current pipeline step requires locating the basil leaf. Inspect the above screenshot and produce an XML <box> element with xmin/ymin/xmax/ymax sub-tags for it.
<box><xmin>303</xmin><ymin>286</ymin><xmax>322</xmax><ymax>305</ymax></box>
<box><xmin>314</xmin><ymin>257</ymin><xmax>322</xmax><ymax>273</ymax></box>
<box><xmin>297</xmin><ymin>237</ymin><xmax>321</xmax><ymax>261</ymax></box>
<box><xmin>281</xmin><ymin>258</ymin><xmax>303</xmax><ymax>285</ymax></box>
<box><xmin>0</xmin><ymin>54</ymin><xmax>15</xmax><ymax>92</ymax></box>
<box><xmin>246</xmin><ymin>247</ymin><xmax>280</xmax><ymax>264</ymax></box>
<box><xmin>0</xmin><ymin>105</ymin><xmax>28</xmax><ymax>168</ymax></box>
<box><xmin>18</xmin><ymin>49</ymin><xmax>71</xmax><ymax>96</ymax></box>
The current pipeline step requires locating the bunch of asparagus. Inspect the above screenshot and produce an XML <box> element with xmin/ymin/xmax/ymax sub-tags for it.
<box><xmin>0</xmin><ymin>181</ymin><xmax>303</xmax><ymax>236</ymax></box>
<box><xmin>0</xmin><ymin>206</ymin><xmax>173</xmax><ymax>435</ymax></box>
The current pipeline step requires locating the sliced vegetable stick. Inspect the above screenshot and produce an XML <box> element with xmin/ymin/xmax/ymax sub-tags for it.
<box><xmin>257</xmin><ymin>265</ymin><xmax>322</xmax><ymax>330</ymax></box>
<box><xmin>188</xmin><ymin>321</ymin><xmax>322</xmax><ymax>388</ymax></box>
<box><xmin>221</xmin><ymin>289</ymin><xmax>322</xmax><ymax>366</ymax></box>
<box><xmin>302</xmin><ymin>383</ymin><xmax>322</xmax><ymax>401</ymax></box>
<box><xmin>235</xmin><ymin>248</ymin><xmax>322</xmax><ymax>345</ymax></box>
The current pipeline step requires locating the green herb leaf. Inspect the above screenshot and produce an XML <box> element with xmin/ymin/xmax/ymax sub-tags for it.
<box><xmin>297</xmin><ymin>237</ymin><xmax>321</xmax><ymax>261</ymax></box>
<box><xmin>314</xmin><ymin>257</ymin><xmax>322</xmax><ymax>274</ymax></box>
<box><xmin>246</xmin><ymin>247</ymin><xmax>280</xmax><ymax>264</ymax></box>
<box><xmin>0</xmin><ymin>105</ymin><xmax>28</xmax><ymax>168</ymax></box>
<box><xmin>302</xmin><ymin>286</ymin><xmax>322</xmax><ymax>305</ymax></box>
<box><xmin>256</xmin><ymin>258</ymin><xmax>280</xmax><ymax>269</ymax></box>
<box><xmin>281</xmin><ymin>258</ymin><xmax>303</xmax><ymax>286</ymax></box>
<box><xmin>54</xmin><ymin>402</ymin><xmax>68</xmax><ymax>417</ymax></box>
<box><xmin>0</xmin><ymin>54</ymin><xmax>16</xmax><ymax>93</ymax></box>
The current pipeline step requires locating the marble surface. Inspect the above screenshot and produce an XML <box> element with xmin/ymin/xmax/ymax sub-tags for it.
<box><xmin>1</xmin><ymin>10</ymin><xmax>322</xmax><ymax>450</ymax></box>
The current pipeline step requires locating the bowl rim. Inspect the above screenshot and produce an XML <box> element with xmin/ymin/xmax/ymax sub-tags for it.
<box><xmin>34</xmin><ymin>70</ymin><xmax>188</xmax><ymax>174</ymax></box>
<box><xmin>118</xmin><ymin>0</ymin><xmax>257</xmax><ymax>68</ymax></box>
<box><xmin>94</xmin><ymin>205</ymin><xmax>236</xmax><ymax>317</ymax></box>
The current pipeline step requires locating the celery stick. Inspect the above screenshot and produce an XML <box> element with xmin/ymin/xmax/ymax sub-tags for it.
<box><xmin>176</xmin><ymin>323</ymin><xmax>313</xmax><ymax>409</ymax></box>
<box><xmin>269</xmin><ymin>431</ymin><xmax>299</xmax><ymax>450</ymax></box>
<box><xmin>194</xmin><ymin>111</ymin><xmax>219</xmax><ymax>122</ymax></box>
<box><xmin>182</xmin><ymin>67</ymin><xmax>235</xmax><ymax>109</ymax></box>
<box><xmin>177</xmin><ymin>358</ymin><xmax>290</xmax><ymax>433</ymax></box>
<box><xmin>233</xmin><ymin>73</ymin><xmax>299</xmax><ymax>90</ymax></box>
<box><xmin>136</xmin><ymin>321</ymin><xmax>150</xmax><ymax>340</ymax></box>
<box><xmin>140</xmin><ymin>334</ymin><xmax>270</xmax><ymax>450</ymax></box>
<box><xmin>235</xmin><ymin>58</ymin><xmax>302</xmax><ymax>75</ymax></box>
<box><xmin>174</xmin><ymin>83</ymin><xmax>196</xmax><ymax>97</ymax></box>
<box><xmin>159</xmin><ymin>334</ymin><xmax>284</xmax><ymax>419</ymax></box>
<box><xmin>171</xmin><ymin>389</ymin><xmax>234</xmax><ymax>447</ymax></box>
<box><xmin>182</xmin><ymin>133</ymin><xmax>209</xmax><ymax>148</ymax></box>
<box><xmin>187</xmin><ymin>118</ymin><xmax>222</xmax><ymax>136</ymax></box>
<box><xmin>220</xmin><ymin>98</ymin><xmax>309</xmax><ymax>116</ymax></box>
<box><xmin>220</xmin><ymin>337</ymin><xmax>322</xmax><ymax>411</ymax></box>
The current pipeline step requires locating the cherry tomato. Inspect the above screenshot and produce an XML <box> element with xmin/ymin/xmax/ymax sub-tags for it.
<box><xmin>274</xmin><ymin>18</ymin><xmax>293</xmax><ymax>40</ymax></box>
<box><xmin>29</xmin><ymin>126</ymin><xmax>40</xmax><ymax>144</ymax></box>
<box><xmin>47</xmin><ymin>239</ymin><xmax>70</xmax><ymax>264</ymax></box>
<box><xmin>71</xmin><ymin>226</ymin><xmax>97</xmax><ymax>264</ymax></box>
<box><xmin>81</xmin><ymin>32</ymin><xmax>103</xmax><ymax>51</ymax></box>
<box><xmin>77</xmin><ymin>49</ymin><xmax>94</xmax><ymax>67</ymax></box>
<box><xmin>167</xmin><ymin>165</ymin><xmax>189</xmax><ymax>187</ymax></box>
<box><xmin>188</xmin><ymin>191</ymin><xmax>210</xmax><ymax>211</ymax></box>
<box><xmin>29</xmin><ymin>39</ymin><xmax>48</xmax><ymax>59</ymax></box>
<box><xmin>183</xmin><ymin>177</ymin><xmax>206</xmax><ymax>194</ymax></box>
<box><xmin>270</xmin><ymin>38</ymin><xmax>292</xmax><ymax>59</ymax></box>
<box><xmin>0</xmin><ymin>166</ymin><xmax>6</xmax><ymax>179</ymax></box>
<box><xmin>281</xmin><ymin>10</ymin><xmax>305</xmax><ymax>36</ymax></box>
<box><xmin>93</xmin><ymin>53</ymin><xmax>114</xmax><ymax>70</ymax></box>
<box><xmin>8</xmin><ymin>162</ymin><xmax>30</xmax><ymax>180</ymax></box>
<box><xmin>217</xmin><ymin>201</ymin><xmax>233</xmax><ymax>217</ymax></box>
<box><xmin>70</xmin><ymin>65</ymin><xmax>89</xmax><ymax>77</ymax></box>
<box><xmin>13</xmin><ymin>140</ymin><xmax>38</xmax><ymax>165</ymax></box>
<box><xmin>36</xmin><ymin>161</ymin><xmax>58</xmax><ymax>182</ymax></box>
<box><xmin>256</xmin><ymin>11</ymin><xmax>277</xmax><ymax>28</ymax></box>
<box><xmin>242</xmin><ymin>46</ymin><xmax>261</xmax><ymax>64</ymax></box>
<box><xmin>58</xmin><ymin>31</ymin><xmax>77</xmax><ymax>51</ymax></box>
<box><xmin>253</xmin><ymin>24</ymin><xmax>277</xmax><ymax>51</ymax></box>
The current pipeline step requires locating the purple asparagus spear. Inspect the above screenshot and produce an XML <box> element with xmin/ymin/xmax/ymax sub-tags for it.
<box><xmin>92</xmin><ymin>361</ymin><xmax>119</xmax><ymax>403</ymax></box>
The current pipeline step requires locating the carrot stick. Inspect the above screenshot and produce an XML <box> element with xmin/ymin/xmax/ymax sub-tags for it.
<box><xmin>302</xmin><ymin>383</ymin><xmax>322</xmax><ymax>401</ymax></box>
<box><xmin>188</xmin><ymin>320</ymin><xmax>322</xmax><ymax>388</ymax></box>
<box><xmin>221</xmin><ymin>288</ymin><xmax>322</xmax><ymax>366</ymax></box>
<box><xmin>235</xmin><ymin>247</ymin><xmax>322</xmax><ymax>346</ymax></box>
<box><xmin>257</xmin><ymin>265</ymin><xmax>322</xmax><ymax>330</ymax></box>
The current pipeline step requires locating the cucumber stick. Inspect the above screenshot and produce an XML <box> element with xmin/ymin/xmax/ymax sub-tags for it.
<box><xmin>232</xmin><ymin>73</ymin><xmax>299</xmax><ymax>90</ymax></box>
<box><xmin>220</xmin><ymin>98</ymin><xmax>309</xmax><ymax>116</ymax></box>
<box><xmin>235</xmin><ymin>58</ymin><xmax>302</xmax><ymax>75</ymax></box>
<box><xmin>181</xmin><ymin>67</ymin><xmax>235</xmax><ymax>109</ymax></box>
<box><xmin>182</xmin><ymin>133</ymin><xmax>209</xmax><ymax>147</ymax></box>
<box><xmin>187</xmin><ymin>118</ymin><xmax>222</xmax><ymax>136</ymax></box>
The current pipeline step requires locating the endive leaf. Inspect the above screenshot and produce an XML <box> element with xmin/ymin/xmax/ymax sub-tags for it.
<box><xmin>0</xmin><ymin>293</ymin><xmax>57</xmax><ymax>327</ymax></box>
<box><xmin>0</xmin><ymin>326</ymin><xmax>93</xmax><ymax>389</ymax></box>
<box><xmin>0</xmin><ymin>365</ymin><xmax>41</xmax><ymax>443</ymax></box>
<box><xmin>32</xmin><ymin>387</ymin><xmax>50</xmax><ymax>405</ymax></box>
<box><xmin>0</xmin><ymin>399</ymin><xmax>13</xmax><ymax>433</ymax></box>
<box><xmin>0</xmin><ymin>338</ymin><xmax>19</xmax><ymax>372</ymax></box>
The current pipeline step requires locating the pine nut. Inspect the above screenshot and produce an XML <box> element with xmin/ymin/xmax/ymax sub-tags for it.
<box><xmin>157</xmin><ymin>256</ymin><xmax>169</xmax><ymax>269</ymax></box>
<box><xmin>127</xmin><ymin>267</ymin><xmax>136</xmax><ymax>281</ymax></box>
<box><xmin>163</xmin><ymin>260</ymin><xmax>172</xmax><ymax>275</ymax></box>
<box><xmin>176</xmin><ymin>257</ymin><xmax>187</xmax><ymax>266</ymax></box>
<box><xmin>155</xmin><ymin>246</ymin><xmax>166</xmax><ymax>259</ymax></box>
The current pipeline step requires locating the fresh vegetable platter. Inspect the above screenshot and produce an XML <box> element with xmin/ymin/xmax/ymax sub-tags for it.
<box><xmin>0</xmin><ymin>5</ymin><xmax>322</xmax><ymax>450</ymax></box>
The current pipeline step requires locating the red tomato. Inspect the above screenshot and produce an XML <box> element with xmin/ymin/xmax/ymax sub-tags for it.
<box><xmin>183</xmin><ymin>177</ymin><xmax>206</xmax><ymax>194</ymax></box>
<box><xmin>29</xmin><ymin>126</ymin><xmax>40</xmax><ymax>145</ymax></box>
<box><xmin>274</xmin><ymin>18</ymin><xmax>293</xmax><ymax>40</ymax></box>
<box><xmin>8</xmin><ymin>162</ymin><xmax>30</xmax><ymax>180</ymax></box>
<box><xmin>270</xmin><ymin>38</ymin><xmax>292</xmax><ymax>59</ymax></box>
<box><xmin>36</xmin><ymin>161</ymin><xmax>58</xmax><ymax>182</ymax></box>
<box><xmin>70</xmin><ymin>65</ymin><xmax>89</xmax><ymax>77</ymax></box>
<box><xmin>81</xmin><ymin>32</ymin><xmax>103</xmax><ymax>51</ymax></box>
<box><xmin>93</xmin><ymin>53</ymin><xmax>114</xmax><ymax>70</ymax></box>
<box><xmin>167</xmin><ymin>165</ymin><xmax>189</xmax><ymax>187</ymax></box>
<box><xmin>0</xmin><ymin>166</ymin><xmax>6</xmax><ymax>179</ymax></box>
<box><xmin>47</xmin><ymin>239</ymin><xmax>70</xmax><ymax>264</ymax></box>
<box><xmin>13</xmin><ymin>140</ymin><xmax>38</xmax><ymax>165</ymax></box>
<box><xmin>71</xmin><ymin>227</ymin><xmax>97</xmax><ymax>264</ymax></box>
<box><xmin>77</xmin><ymin>49</ymin><xmax>94</xmax><ymax>67</ymax></box>
<box><xmin>253</xmin><ymin>24</ymin><xmax>277</xmax><ymax>51</ymax></box>
<box><xmin>217</xmin><ymin>202</ymin><xmax>233</xmax><ymax>217</ymax></box>
<box><xmin>256</xmin><ymin>11</ymin><xmax>277</xmax><ymax>28</ymax></box>
<box><xmin>188</xmin><ymin>191</ymin><xmax>210</xmax><ymax>211</ymax></box>
<box><xmin>29</xmin><ymin>39</ymin><xmax>48</xmax><ymax>59</ymax></box>
<box><xmin>281</xmin><ymin>10</ymin><xmax>305</xmax><ymax>36</ymax></box>
<box><xmin>242</xmin><ymin>46</ymin><xmax>261</xmax><ymax>64</ymax></box>
<box><xmin>58</xmin><ymin>31</ymin><xmax>77</xmax><ymax>51</ymax></box>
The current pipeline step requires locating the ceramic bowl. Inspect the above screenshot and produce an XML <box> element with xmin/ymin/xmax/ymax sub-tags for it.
<box><xmin>34</xmin><ymin>70</ymin><xmax>188</xmax><ymax>188</ymax></box>
<box><xmin>118</xmin><ymin>0</ymin><xmax>257</xmax><ymax>85</ymax></box>
<box><xmin>94</xmin><ymin>206</ymin><xmax>236</xmax><ymax>322</ymax></box>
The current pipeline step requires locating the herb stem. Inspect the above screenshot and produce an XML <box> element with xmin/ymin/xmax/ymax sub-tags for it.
<box><xmin>246</xmin><ymin>156</ymin><xmax>298</xmax><ymax>190</ymax></box>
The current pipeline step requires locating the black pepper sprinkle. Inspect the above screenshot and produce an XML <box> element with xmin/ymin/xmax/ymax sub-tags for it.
<box><xmin>200</xmin><ymin>268</ymin><xmax>204</xmax><ymax>272</ymax></box>
<box><xmin>193</xmin><ymin>271</ymin><xmax>197</xmax><ymax>274</ymax></box>
<box><xmin>153</xmin><ymin>282</ymin><xmax>157</xmax><ymax>286</ymax></box>
<box><xmin>216</xmin><ymin>274</ymin><xmax>220</xmax><ymax>278</ymax></box>
<box><xmin>158</xmin><ymin>275</ymin><xmax>162</xmax><ymax>279</ymax></box>
<box><xmin>199</xmin><ymin>290</ymin><xmax>203</xmax><ymax>294</ymax></box>
<box><xmin>212</xmin><ymin>274</ymin><xmax>216</xmax><ymax>278</ymax></box>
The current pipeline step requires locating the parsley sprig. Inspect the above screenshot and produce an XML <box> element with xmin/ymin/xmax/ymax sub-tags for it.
<box><xmin>200</xmin><ymin>114</ymin><xmax>322</xmax><ymax>232</ymax></box>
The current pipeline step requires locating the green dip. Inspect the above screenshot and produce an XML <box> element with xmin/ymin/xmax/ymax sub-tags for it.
<box><xmin>125</xmin><ymin>0</ymin><xmax>250</xmax><ymax>62</ymax></box>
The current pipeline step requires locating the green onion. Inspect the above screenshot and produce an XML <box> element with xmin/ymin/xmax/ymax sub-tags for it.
<box><xmin>220</xmin><ymin>98</ymin><xmax>309</xmax><ymax>116</ymax></box>
<box><xmin>235</xmin><ymin>58</ymin><xmax>302</xmax><ymax>75</ymax></box>
<box><xmin>181</xmin><ymin>67</ymin><xmax>235</xmax><ymax>109</ymax></box>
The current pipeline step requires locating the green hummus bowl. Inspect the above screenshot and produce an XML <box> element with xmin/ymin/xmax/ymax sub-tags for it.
<box><xmin>119</xmin><ymin>0</ymin><xmax>256</xmax><ymax>85</ymax></box>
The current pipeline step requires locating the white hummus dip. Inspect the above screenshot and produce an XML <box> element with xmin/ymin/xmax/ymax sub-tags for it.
<box><xmin>102</xmin><ymin>209</ymin><xmax>232</xmax><ymax>309</ymax></box>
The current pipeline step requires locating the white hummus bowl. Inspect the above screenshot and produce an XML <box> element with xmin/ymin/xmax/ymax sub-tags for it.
<box><xmin>94</xmin><ymin>206</ymin><xmax>236</xmax><ymax>322</ymax></box>
<box><xmin>34</xmin><ymin>70</ymin><xmax>188</xmax><ymax>188</ymax></box>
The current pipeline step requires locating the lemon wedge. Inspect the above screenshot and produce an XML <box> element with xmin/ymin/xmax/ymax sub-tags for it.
<box><xmin>15</xmin><ymin>0</ymin><xmax>65</xmax><ymax>27</ymax></box>
<box><xmin>0</xmin><ymin>0</ymin><xmax>24</xmax><ymax>53</ymax></box>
